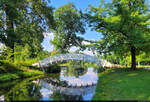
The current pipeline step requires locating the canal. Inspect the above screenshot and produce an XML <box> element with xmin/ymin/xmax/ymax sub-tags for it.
<box><xmin>0</xmin><ymin>66</ymin><xmax>99</xmax><ymax>101</ymax></box>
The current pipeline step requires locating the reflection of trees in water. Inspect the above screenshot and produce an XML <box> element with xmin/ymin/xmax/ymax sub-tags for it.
<box><xmin>62</xmin><ymin>66</ymin><xmax>87</xmax><ymax>78</ymax></box>
<box><xmin>5</xmin><ymin>76</ymin><xmax>42</xmax><ymax>101</ymax></box>
<box><xmin>44</xmin><ymin>64</ymin><xmax>61</xmax><ymax>73</ymax></box>
<box><xmin>50</xmin><ymin>92</ymin><xmax>83</xmax><ymax>101</ymax></box>
<box><xmin>42</xmin><ymin>72</ymin><xmax>61</xmax><ymax>83</ymax></box>
<box><xmin>39</xmin><ymin>76</ymin><xmax>97</xmax><ymax>101</ymax></box>
<box><xmin>61</xmin><ymin>61</ymin><xmax>98</xmax><ymax>78</ymax></box>
<box><xmin>44</xmin><ymin>72</ymin><xmax>60</xmax><ymax>80</ymax></box>
<box><xmin>0</xmin><ymin>69</ymin><xmax>97</xmax><ymax>101</ymax></box>
<box><xmin>0</xmin><ymin>80</ymin><xmax>20</xmax><ymax>96</ymax></box>
<box><xmin>93</xmin><ymin>67</ymin><xmax>98</xmax><ymax>73</ymax></box>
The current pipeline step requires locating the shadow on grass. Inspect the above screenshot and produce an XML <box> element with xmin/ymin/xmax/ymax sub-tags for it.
<box><xmin>93</xmin><ymin>68</ymin><xmax>150</xmax><ymax>101</ymax></box>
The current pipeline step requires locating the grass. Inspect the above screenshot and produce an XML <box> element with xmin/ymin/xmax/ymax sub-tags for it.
<box><xmin>0</xmin><ymin>69</ymin><xmax>44</xmax><ymax>82</ymax></box>
<box><xmin>0</xmin><ymin>60</ymin><xmax>44</xmax><ymax>82</ymax></box>
<box><xmin>93</xmin><ymin>68</ymin><xmax>150</xmax><ymax>101</ymax></box>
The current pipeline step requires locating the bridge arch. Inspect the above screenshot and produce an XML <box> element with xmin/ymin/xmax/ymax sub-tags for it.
<box><xmin>35</xmin><ymin>53</ymin><xmax>102</xmax><ymax>68</ymax></box>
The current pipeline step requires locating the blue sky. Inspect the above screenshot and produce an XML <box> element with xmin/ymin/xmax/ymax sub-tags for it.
<box><xmin>42</xmin><ymin>0</ymin><xmax>104</xmax><ymax>52</ymax></box>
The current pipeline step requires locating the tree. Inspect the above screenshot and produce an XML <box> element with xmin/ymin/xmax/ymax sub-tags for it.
<box><xmin>86</xmin><ymin>0</ymin><xmax>150</xmax><ymax>70</ymax></box>
<box><xmin>0</xmin><ymin>0</ymin><xmax>55</xmax><ymax>61</ymax></box>
<box><xmin>51</xmin><ymin>3</ymin><xmax>85</xmax><ymax>53</ymax></box>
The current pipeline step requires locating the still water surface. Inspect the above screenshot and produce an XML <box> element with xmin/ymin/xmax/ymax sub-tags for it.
<box><xmin>0</xmin><ymin>67</ymin><xmax>98</xmax><ymax>101</ymax></box>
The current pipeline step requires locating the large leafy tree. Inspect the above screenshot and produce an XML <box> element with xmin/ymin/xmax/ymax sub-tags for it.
<box><xmin>0</xmin><ymin>0</ymin><xmax>55</xmax><ymax>60</ymax></box>
<box><xmin>86</xmin><ymin>0</ymin><xmax>150</xmax><ymax>70</ymax></box>
<box><xmin>51</xmin><ymin>3</ymin><xmax>85</xmax><ymax>53</ymax></box>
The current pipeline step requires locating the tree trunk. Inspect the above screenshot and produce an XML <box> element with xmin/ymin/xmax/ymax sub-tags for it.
<box><xmin>131</xmin><ymin>46</ymin><xmax>136</xmax><ymax>70</ymax></box>
<box><xmin>62</xmin><ymin>31</ymin><xmax>71</xmax><ymax>53</ymax></box>
<box><xmin>5</xmin><ymin>6</ymin><xmax>15</xmax><ymax>62</ymax></box>
<box><xmin>125</xmin><ymin>57</ymin><xmax>128</xmax><ymax>68</ymax></box>
<box><xmin>138</xmin><ymin>61</ymin><xmax>140</xmax><ymax>67</ymax></box>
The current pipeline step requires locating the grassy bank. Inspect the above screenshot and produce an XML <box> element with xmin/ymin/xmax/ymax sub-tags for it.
<box><xmin>93</xmin><ymin>68</ymin><xmax>150</xmax><ymax>101</ymax></box>
<box><xmin>0</xmin><ymin>60</ymin><xmax>44</xmax><ymax>82</ymax></box>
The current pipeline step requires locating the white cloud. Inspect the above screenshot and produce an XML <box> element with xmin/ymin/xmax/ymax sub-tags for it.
<box><xmin>41</xmin><ymin>32</ymin><xmax>54</xmax><ymax>52</ymax></box>
<box><xmin>82</xmin><ymin>49</ymin><xmax>94</xmax><ymax>56</ymax></box>
<box><xmin>69</xmin><ymin>46</ymin><xmax>80</xmax><ymax>53</ymax></box>
<box><xmin>69</xmin><ymin>46</ymin><xmax>97</xmax><ymax>56</ymax></box>
<box><xmin>82</xmin><ymin>41</ymin><xmax>91</xmax><ymax>45</ymax></box>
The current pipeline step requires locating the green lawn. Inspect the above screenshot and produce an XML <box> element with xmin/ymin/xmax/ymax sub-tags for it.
<box><xmin>0</xmin><ymin>61</ymin><xmax>44</xmax><ymax>82</ymax></box>
<box><xmin>93</xmin><ymin>68</ymin><xmax>150</xmax><ymax>101</ymax></box>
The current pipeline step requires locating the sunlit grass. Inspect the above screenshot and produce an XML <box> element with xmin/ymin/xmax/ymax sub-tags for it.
<box><xmin>93</xmin><ymin>68</ymin><xmax>150</xmax><ymax>101</ymax></box>
<box><xmin>0</xmin><ymin>70</ymin><xmax>43</xmax><ymax>82</ymax></box>
<box><xmin>0</xmin><ymin>60</ymin><xmax>44</xmax><ymax>82</ymax></box>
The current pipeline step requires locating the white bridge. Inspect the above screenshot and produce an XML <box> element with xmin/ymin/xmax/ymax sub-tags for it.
<box><xmin>33</xmin><ymin>53</ymin><xmax>102</xmax><ymax>68</ymax></box>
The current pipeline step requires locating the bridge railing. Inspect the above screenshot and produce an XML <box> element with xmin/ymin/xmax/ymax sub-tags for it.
<box><xmin>37</xmin><ymin>53</ymin><xmax>102</xmax><ymax>68</ymax></box>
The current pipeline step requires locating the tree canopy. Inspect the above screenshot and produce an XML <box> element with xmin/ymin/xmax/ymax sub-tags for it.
<box><xmin>0</xmin><ymin>0</ymin><xmax>55</xmax><ymax>60</ymax></box>
<box><xmin>51</xmin><ymin>3</ymin><xmax>86</xmax><ymax>53</ymax></box>
<box><xmin>86</xmin><ymin>0</ymin><xmax>150</xmax><ymax>69</ymax></box>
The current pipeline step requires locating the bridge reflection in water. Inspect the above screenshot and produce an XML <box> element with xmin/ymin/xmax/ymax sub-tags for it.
<box><xmin>33</xmin><ymin>68</ymin><xmax>98</xmax><ymax>100</ymax></box>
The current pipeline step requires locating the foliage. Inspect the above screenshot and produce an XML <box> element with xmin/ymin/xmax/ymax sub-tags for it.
<box><xmin>60</xmin><ymin>60</ymin><xmax>97</xmax><ymax>68</ymax></box>
<box><xmin>0</xmin><ymin>60</ymin><xmax>44</xmax><ymax>82</ymax></box>
<box><xmin>0</xmin><ymin>60</ymin><xmax>21</xmax><ymax>73</ymax></box>
<box><xmin>50</xmin><ymin>50</ymin><xmax>61</xmax><ymax>56</ymax></box>
<box><xmin>0</xmin><ymin>47</ymin><xmax>14</xmax><ymax>62</ymax></box>
<box><xmin>44</xmin><ymin>64</ymin><xmax>61</xmax><ymax>73</ymax></box>
<box><xmin>103</xmin><ymin>51</ymin><xmax>150</xmax><ymax>67</ymax></box>
<box><xmin>86</xmin><ymin>0</ymin><xmax>150</xmax><ymax>69</ymax></box>
<box><xmin>0</xmin><ymin>0</ymin><xmax>55</xmax><ymax>60</ymax></box>
<box><xmin>4</xmin><ymin>76</ymin><xmax>43</xmax><ymax>101</ymax></box>
<box><xmin>0</xmin><ymin>45</ymin><xmax>50</xmax><ymax>66</ymax></box>
<box><xmin>61</xmin><ymin>61</ymin><xmax>87</xmax><ymax>78</ymax></box>
<box><xmin>59</xmin><ymin>60</ymin><xmax>99</xmax><ymax>77</ymax></box>
<box><xmin>51</xmin><ymin>3</ymin><xmax>86</xmax><ymax>53</ymax></box>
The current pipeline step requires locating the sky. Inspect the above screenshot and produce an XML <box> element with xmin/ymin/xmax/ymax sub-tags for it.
<box><xmin>41</xmin><ymin>0</ymin><xmax>104</xmax><ymax>53</ymax></box>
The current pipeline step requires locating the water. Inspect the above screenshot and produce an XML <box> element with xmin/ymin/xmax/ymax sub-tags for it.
<box><xmin>0</xmin><ymin>67</ymin><xmax>98</xmax><ymax>101</ymax></box>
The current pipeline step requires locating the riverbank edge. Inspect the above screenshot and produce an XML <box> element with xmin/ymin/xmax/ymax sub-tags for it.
<box><xmin>0</xmin><ymin>62</ymin><xmax>44</xmax><ymax>83</ymax></box>
<box><xmin>0</xmin><ymin>70</ymin><xmax>44</xmax><ymax>83</ymax></box>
